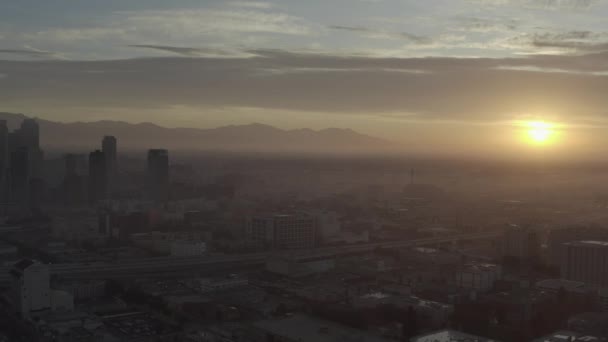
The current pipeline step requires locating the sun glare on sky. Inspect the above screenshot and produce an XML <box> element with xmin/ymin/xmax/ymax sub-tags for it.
<box><xmin>526</xmin><ymin>121</ymin><xmax>554</xmax><ymax>144</ymax></box>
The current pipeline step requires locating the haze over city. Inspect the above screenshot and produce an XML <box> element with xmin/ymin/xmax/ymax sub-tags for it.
<box><xmin>4</xmin><ymin>1</ymin><xmax>608</xmax><ymax>342</ymax></box>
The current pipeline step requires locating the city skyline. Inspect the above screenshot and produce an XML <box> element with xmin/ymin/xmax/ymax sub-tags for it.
<box><xmin>5</xmin><ymin>3</ymin><xmax>608</xmax><ymax>342</ymax></box>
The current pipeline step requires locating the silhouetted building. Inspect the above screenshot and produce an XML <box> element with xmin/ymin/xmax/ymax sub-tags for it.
<box><xmin>88</xmin><ymin>150</ymin><xmax>107</xmax><ymax>203</ymax></box>
<box><xmin>0</xmin><ymin>120</ymin><xmax>8</xmax><ymax>201</ymax></box>
<box><xmin>63</xmin><ymin>153</ymin><xmax>88</xmax><ymax>205</ymax></box>
<box><xmin>6</xmin><ymin>119</ymin><xmax>45</xmax><ymax>206</ymax></box>
<box><xmin>561</xmin><ymin>240</ymin><xmax>608</xmax><ymax>287</ymax></box>
<box><xmin>14</xmin><ymin>119</ymin><xmax>43</xmax><ymax>178</ymax></box>
<box><xmin>9</xmin><ymin>147</ymin><xmax>30</xmax><ymax>205</ymax></box>
<box><xmin>18</xmin><ymin>118</ymin><xmax>39</xmax><ymax>150</ymax></box>
<box><xmin>146</xmin><ymin>149</ymin><xmax>169</xmax><ymax>201</ymax></box>
<box><xmin>102</xmin><ymin>136</ymin><xmax>117</xmax><ymax>193</ymax></box>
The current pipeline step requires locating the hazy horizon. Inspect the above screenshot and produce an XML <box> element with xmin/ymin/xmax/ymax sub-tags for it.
<box><xmin>4</xmin><ymin>1</ymin><xmax>608</xmax><ymax>159</ymax></box>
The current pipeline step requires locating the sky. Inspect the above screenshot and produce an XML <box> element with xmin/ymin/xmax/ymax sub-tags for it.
<box><xmin>2</xmin><ymin>0</ymin><xmax>608</xmax><ymax>158</ymax></box>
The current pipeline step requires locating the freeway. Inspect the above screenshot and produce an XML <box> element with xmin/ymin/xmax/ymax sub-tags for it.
<box><xmin>0</xmin><ymin>231</ymin><xmax>499</xmax><ymax>283</ymax></box>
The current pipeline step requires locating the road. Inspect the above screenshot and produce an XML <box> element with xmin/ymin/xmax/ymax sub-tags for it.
<box><xmin>0</xmin><ymin>231</ymin><xmax>499</xmax><ymax>284</ymax></box>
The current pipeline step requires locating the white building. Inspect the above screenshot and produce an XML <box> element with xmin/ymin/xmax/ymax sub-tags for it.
<box><xmin>10</xmin><ymin>259</ymin><xmax>51</xmax><ymax>317</ymax></box>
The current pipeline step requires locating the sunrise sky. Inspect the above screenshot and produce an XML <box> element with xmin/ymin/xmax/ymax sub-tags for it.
<box><xmin>2</xmin><ymin>0</ymin><xmax>608</xmax><ymax>157</ymax></box>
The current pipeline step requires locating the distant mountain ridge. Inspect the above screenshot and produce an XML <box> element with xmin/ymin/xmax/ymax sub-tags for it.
<box><xmin>0</xmin><ymin>112</ymin><xmax>393</xmax><ymax>154</ymax></box>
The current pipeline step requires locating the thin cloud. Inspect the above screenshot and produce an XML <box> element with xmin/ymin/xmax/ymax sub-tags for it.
<box><xmin>328</xmin><ymin>25</ymin><xmax>432</xmax><ymax>44</ymax></box>
<box><xmin>3</xmin><ymin>49</ymin><xmax>608</xmax><ymax>125</ymax></box>
<box><xmin>468</xmin><ymin>0</ymin><xmax>600</xmax><ymax>10</ymax></box>
<box><xmin>129</xmin><ymin>45</ymin><xmax>252</xmax><ymax>58</ymax></box>
<box><xmin>452</xmin><ymin>17</ymin><xmax>519</xmax><ymax>33</ymax></box>
<box><xmin>229</xmin><ymin>1</ymin><xmax>273</xmax><ymax>9</ymax></box>
<box><xmin>0</xmin><ymin>48</ymin><xmax>61</xmax><ymax>59</ymax></box>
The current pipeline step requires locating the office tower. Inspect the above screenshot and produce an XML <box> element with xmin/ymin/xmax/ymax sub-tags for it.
<box><xmin>9</xmin><ymin>259</ymin><xmax>51</xmax><ymax>317</ymax></box>
<box><xmin>0</xmin><ymin>120</ymin><xmax>8</xmax><ymax>201</ymax></box>
<box><xmin>146</xmin><ymin>149</ymin><xmax>169</xmax><ymax>201</ymax></box>
<box><xmin>102</xmin><ymin>136</ymin><xmax>117</xmax><ymax>197</ymax></box>
<box><xmin>10</xmin><ymin>118</ymin><xmax>43</xmax><ymax>179</ymax></box>
<box><xmin>4</xmin><ymin>118</ymin><xmax>45</xmax><ymax>207</ymax></box>
<box><xmin>88</xmin><ymin>150</ymin><xmax>107</xmax><ymax>203</ymax></box>
<box><xmin>19</xmin><ymin>118</ymin><xmax>39</xmax><ymax>149</ymax></box>
<box><xmin>9</xmin><ymin>147</ymin><xmax>30</xmax><ymax>205</ymax></box>
<box><xmin>561</xmin><ymin>240</ymin><xmax>608</xmax><ymax>287</ymax></box>
<box><xmin>102</xmin><ymin>135</ymin><xmax>117</xmax><ymax>175</ymax></box>
<box><xmin>245</xmin><ymin>213</ymin><xmax>317</xmax><ymax>249</ymax></box>
<box><xmin>63</xmin><ymin>154</ymin><xmax>88</xmax><ymax>204</ymax></box>
<box><xmin>501</xmin><ymin>225</ymin><xmax>540</xmax><ymax>263</ymax></box>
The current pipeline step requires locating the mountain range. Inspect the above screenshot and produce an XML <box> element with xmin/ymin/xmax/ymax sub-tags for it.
<box><xmin>0</xmin><ymin>112</ymin><xmax>393</xmax><ymax>154</ymax></box>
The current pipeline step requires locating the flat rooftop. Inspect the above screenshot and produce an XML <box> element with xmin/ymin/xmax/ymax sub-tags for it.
<box><xmin>567</xmin><ymin>240</ymin><xmax>608</xmax><ymax>248</ymax></box>
<box><xmin>411</xmin><ymin>329</ymin><xmax>499</xmax><ymax>342</ymax></box>
<box><xmin>254</xmin><ymin>314</ymin><xmax>391</xmax><ymax>342</ymax></box>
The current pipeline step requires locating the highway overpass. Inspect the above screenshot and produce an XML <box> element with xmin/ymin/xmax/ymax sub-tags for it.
<box><xmin>0</xmin><ymin>231</ymin><xmax>500</xmax><ymax>284</ymax></box>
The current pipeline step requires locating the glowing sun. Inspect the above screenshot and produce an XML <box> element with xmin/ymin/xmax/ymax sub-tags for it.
<box><xmin>526</xmin><ymin>121</ymin><xmax>554</xmax><ymax>144</ymax></box>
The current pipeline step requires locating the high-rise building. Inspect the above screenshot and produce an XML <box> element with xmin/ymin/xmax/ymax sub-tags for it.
<box><xmin>246</xmin><ymin>213</ymin><xmax>317</xmax><ymax>249</ymax></box>
<box><xmin>9</xmin><ymin>147</ymin><xmax>30</xmax><ymax>205</ymax></box>
<box><xmin>18</xmin><ymin>118</ymin><xmax>39</xmax><ymax>150</ymax></box>
<box><xmin>561</xmin><ymin>240</ymin><xmax>608</xmax><ymax>287</ymax></box>
<box><xmin>102</xmin><ymin>135</ymin><xmax>117</xmax><ymax>175</ymax></box>
<box><xmin>146</xmin><ymin>149</ymin><xmax>169</xmax><ymax>201</ymax></box>
<box><xmin>102</xmin><ymin>136</ymin><xmax>117</xmax><ymax>197</ymax></box>
<box><xmin>64</xmin><ymin>153</ymin><xmax>88</xmax><ymax>204</ymax></box>
<box><xmin>4</xmin><ymin>119</ymin><xmax>45</xmax><ymax>207</ymax></box>
<box><xmin>88</xmin><ymin>150</ymin><xmax>107</xmax><ymax>203</ymax></box>
<box><xmin>0</xmin><ymin>120</ymin><xmax>9</xmax><ymax>201</ymax></box>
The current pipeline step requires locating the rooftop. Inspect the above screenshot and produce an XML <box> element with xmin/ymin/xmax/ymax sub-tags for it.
<box><xmin>568</xmin><ymin>241</ymin><xmax>608</xmax><ymax>248</ymax></box>
<box><xmin>411</xmin><ymin>329</ymin><xmax>499</xmax><ymax>342</ymax></box>
<box><xmin>532</xmin><ymin>330</ymin><xmax>603</xmax><ymax>342</ymax></box>
<box><xmin>536</xmin><ymin>279</ymin><xmax>587</xmax><ymax>292</ymax></box>
<box><xmin>254</xmin><ymin>314</ymin><xmax>391</xmax><ymax>342</ymax></box>
<box><xmin>13</xmin><ymin>258</ymin><xmax>34</xmax><ymax>270</ymax></box>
